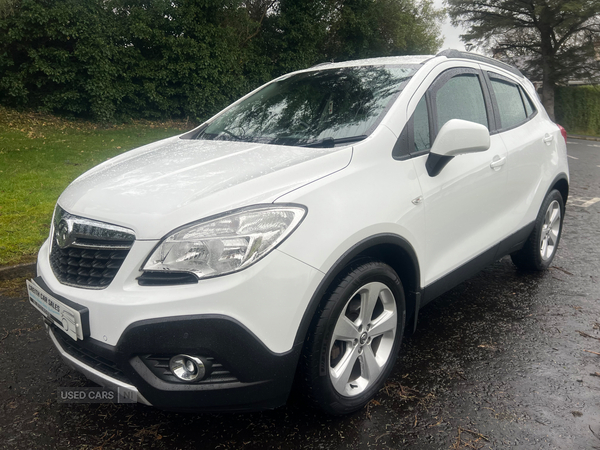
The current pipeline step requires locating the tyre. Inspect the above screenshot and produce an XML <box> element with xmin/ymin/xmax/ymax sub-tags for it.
<box><xmin>300</xmin><ymin>260</ymin><xmax>405</xmax><ymax>415</ymax></box>
<box><xmin>511</xmin><ymin>189</ymin><xmax>565</xmax><ymax>271</ymax></box>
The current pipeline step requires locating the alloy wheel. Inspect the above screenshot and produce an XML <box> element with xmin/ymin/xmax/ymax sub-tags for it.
<box><xmin>329</xmin><ymin>281</ymin><xmax>397</xmax><ymax>396</ymax></box>
<box><xmin>539</xmin><ymin>199</ymin><xmax>561</xmax><ymax>261</ymax></box>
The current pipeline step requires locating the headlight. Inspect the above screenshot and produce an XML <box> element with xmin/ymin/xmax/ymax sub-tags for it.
<box><xmin>142</xmin><ymin>205</ymin><xmax>306</xmax><ymax>279</ymax></box>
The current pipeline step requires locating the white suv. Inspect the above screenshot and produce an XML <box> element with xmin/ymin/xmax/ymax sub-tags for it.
<box><xmin>28</xmin><ymin>50</ymin><xmax>569</xmax><ymax>414</ymax></box>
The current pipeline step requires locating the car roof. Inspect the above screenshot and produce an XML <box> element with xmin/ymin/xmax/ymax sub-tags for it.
<box><xmin>306</xmin><ymin>51</ymin><xmax>523</xmax><ymax>78</ymax></box>
<box><xmin>308</xmin><ymin>55</ymin><xmax>433</xmax><ymax>70</ymax></box>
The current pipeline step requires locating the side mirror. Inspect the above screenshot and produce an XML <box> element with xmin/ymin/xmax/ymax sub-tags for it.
<box><xmin>426</xmin><ymin>119</ymin><xmax>491</xmax><ymax>176</ymax></box>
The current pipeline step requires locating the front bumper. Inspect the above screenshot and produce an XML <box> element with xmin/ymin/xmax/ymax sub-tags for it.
<box><xmin>47</xmin><ymin>313</ymin><xmax>303</xmax><ymax>411</ymax></box>
<box><xmin>36</xmin><ymin>239</ymin><xmax>323</xmax><ymax>354</ymax></box>
<box><xmin>35</xmin><ymin>234</ymin><xmax>324</xmax><ymax>410</ymax></box>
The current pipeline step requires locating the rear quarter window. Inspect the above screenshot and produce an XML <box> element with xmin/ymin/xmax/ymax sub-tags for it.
<box><xmin>519</xmin><ymin>85</ymin><xmax>537</xmax><ymax>118</ymax></box>
<box><xmin>487</xmin><ymin>73</ymin><xmax>537</xmax><ymax>131</ymax></box>
<box><xmin>490</xmin><ymin>78</ymin><xmax>527</xmax><ymax>129</ymax></box>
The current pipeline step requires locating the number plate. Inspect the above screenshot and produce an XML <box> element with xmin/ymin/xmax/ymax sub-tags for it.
<box><xmin>27</xmin><ymin>280</ymin><xmax>84</xmax><ymax>341</ymax></box>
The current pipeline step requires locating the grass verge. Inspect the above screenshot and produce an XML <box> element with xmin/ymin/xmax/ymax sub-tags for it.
<box><xmin>0</xmin><ymin>107</ymin><xmax>192</xmax><ymax>266</ymax></box>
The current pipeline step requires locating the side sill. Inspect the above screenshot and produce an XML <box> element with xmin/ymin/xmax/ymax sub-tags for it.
<box><xmin>421</xmin><ymin>221</ymin><xmax>535</xmax><ymax>306</ymax></box>
<box><xmin>422</xmin><ymin>245</ymin><xmax>497</xmax><ymax>306</ymax></box>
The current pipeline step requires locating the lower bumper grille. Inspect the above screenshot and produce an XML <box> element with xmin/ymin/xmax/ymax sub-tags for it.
<box><xmin>51</xmin><ymin>327</ymin><xmax>130</xmax><ymax>384</ymax></box>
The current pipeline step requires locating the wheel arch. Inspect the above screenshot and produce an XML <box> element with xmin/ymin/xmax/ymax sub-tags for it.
<box><xmin>293</xmin><ymin>234</ymin><xmax>421</xmax><ymax>348</ymax></box>
<box><xmin>550</xmin><ymin>174</ymin><xmax>569</xmax><ymax>205</ymax></box>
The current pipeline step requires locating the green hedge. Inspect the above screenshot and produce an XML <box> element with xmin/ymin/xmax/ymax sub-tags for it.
<box><xmin>555</xmin><ymin>85</ymin><xmax>600</xmax><ymax>136</ymax></box>
<box><xmin>0</xmin><ymin>0</ymin><xmax>443</xmax><ymax>123</ymax></box>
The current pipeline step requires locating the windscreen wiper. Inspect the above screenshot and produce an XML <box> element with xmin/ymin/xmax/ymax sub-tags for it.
<box><xmin>300</xmin><ymin>135</ymin><xmax>368</xmax><ymax>148</ymax></box>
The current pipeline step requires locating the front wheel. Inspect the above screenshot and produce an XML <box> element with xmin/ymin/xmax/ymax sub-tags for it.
<box><xmin>511</xmin><ymin>189</ymin><xmax>565</xmax><ymax>270</ymax></box>
<box><xmin>300</xmin><ymin>260</ymin><xmax>405</xmax><ymax>415</ymax></box>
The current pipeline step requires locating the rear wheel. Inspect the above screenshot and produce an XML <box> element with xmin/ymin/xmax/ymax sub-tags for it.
<box><xmin>300</xmin><ymin>260</ymin><xmax>405</xmax><ymax>415</ymax></box>
<box><xmin>511</xmin><ymin>189</ymin><xmax>564</xmax><ymax>270</ymax></box>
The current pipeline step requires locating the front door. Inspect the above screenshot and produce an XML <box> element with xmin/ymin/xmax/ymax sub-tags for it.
<box><xmin>410</xmin><ymin>68</ymin><xmax>509</xmax><ymax>288</ymax></box>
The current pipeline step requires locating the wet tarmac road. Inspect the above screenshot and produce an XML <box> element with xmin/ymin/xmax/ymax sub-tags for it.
<box><xmin>1</xmin><ymin>139</ymin><xmax>599</xmax><ymax>449</ymax></box>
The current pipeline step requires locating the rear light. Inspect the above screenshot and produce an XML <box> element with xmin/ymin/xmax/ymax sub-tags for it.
<box><xmin>557</xmin><ymin>124</ymin><xmax>567</xmax><ymax>144</ymax></box>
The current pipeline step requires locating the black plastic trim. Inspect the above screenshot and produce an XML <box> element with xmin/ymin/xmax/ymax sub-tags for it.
<box><xmin>292</xmin><ymin>233</ymin><xmax>420</xmax><ymax>348</ymax></box>
<box><xmin>410</xmin><ymin>149</ymin><xmax>430</xmax><ymax>158</ymax></box>
<box><xmin>137</xmin><ymin>271</ymin><xmax>198</xmax><ymax>286</ymax></box>
<box><xmin>422</xmin><ymin>246</ymin><xmax>496</xmax><ymax>305</ymax></box>
<box><xmin>50</xmin><ymin>326</ymin><xmax>128</xmax><ymax>383</ymax></box>
<box><xmin>115</xmin><ymin>314</ymin><xmax>301</xmax><ymax>410</ymax></box>
<box><xmin>48</xmin><ymin>313</ymin><xmax>301</xmax><ymax>411</ymax></box>
<box><xmin>425</xmin><ymin>153</ymin><xmax>454</xmax><ymax>177</ymax></box>
<box><xmin>421</xmin><ymin>221</ymin><xmax>535</xmax><ymax>306</ymax></box>
<box><xmin>301</xmin><ymin>134</ymin><xmax>367</xmax><ymax>148</ymax></box>
<box><xmin>496</xmin><ymin>221</ymin><xmax>535</xmax><ymax>258</ymax></box>
<box><xmin>547</xmin><ymin>173</ymin><xmax>570</xmax><ymax>203</ymax></box>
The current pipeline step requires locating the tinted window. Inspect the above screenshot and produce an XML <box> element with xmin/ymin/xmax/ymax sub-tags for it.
<box><xmin>490</xmin><ymin>78</ymin><xmax>527</xmax><ymax>129</ymax></box>
<box><xmin>197</xmin><ymin>66</ymin><xmax>418</xmax><ymax>147</ymax></box>
<box><xmin>519</xmin><ymin>86</ymin><xmax>536</xmax><ymax>117</ymax></box>
<box><xmin>413</xmin><ymin>95</ymin><xmax>430</xmax><ymax>152</ymax></box>
<box><xmin>435</xmin><ymin>74</ymin><xmax>488</xmax><ymax>132</ymax></box>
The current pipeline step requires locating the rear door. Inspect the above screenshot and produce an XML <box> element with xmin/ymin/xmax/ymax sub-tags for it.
<box><xmin>483</xmin><ymin>70</ymin><xmax>558</xmax><ymax>231</ymax></box>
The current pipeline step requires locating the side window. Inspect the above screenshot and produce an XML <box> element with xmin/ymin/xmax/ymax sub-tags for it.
<box><xmin>413</xmin><ymin>95</ymin><xmax>430</xmax><ymax>152</ymax></box>
<box><xmin>519</xmin><ymin>85</ymin><xmax>537</xmax><ymax>117</ymax></box>
<box><xmin>435</xmin><ymin>74</ymin><xmax>488</xmax><ymax>132</ymax></box>
<box><xmin>392</xmin><ymin>93</ymin><xmax>430</xmax><ymax>159</ymax></box>
<box><xmin>489</xmin><ymin>77</ymin><xmax>527</xmax><ymax>129</ymax></box>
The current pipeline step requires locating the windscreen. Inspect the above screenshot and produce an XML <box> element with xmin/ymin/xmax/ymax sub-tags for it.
<box><xmin>196</xmin><ymin>65</ymin><xmax>419</xmax><ymax>147</ymax></box>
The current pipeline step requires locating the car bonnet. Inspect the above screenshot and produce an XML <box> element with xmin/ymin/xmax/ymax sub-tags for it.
<box><xmin>57</xmin><ymin>136</ymin><xmax>352</xmax><ymax>239</ymax></box>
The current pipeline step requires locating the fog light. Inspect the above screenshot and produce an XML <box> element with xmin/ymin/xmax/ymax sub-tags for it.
<box><xmin>169</xmin><ymin>355</ymin><xmax>206</xmax><ymax>382</ymax></box>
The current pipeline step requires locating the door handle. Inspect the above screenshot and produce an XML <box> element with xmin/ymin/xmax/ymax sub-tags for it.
<box><xmin>490</xmin><ymin>155</ymin><xmax>506</xmax><ymax>170</ymax></box>
<box><xmin>543</xmin><ymin>134</ymin><xmax>554</xmax><ymax>144</ymax></box>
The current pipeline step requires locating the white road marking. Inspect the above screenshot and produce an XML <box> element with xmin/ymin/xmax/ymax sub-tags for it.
<box><xmin>567</xmin><ymin>155</ymin><xmax>578</xmax><ymax>160</ymax></box>
<box><xmin>568</xmin><ymin>197</ymin><xmax>600</xmax><ymax>208</ymax></box>
<box><xmin>587</xmin><ymin>144</ymin><xmax>600</xmax><ymax>148</ymax></box>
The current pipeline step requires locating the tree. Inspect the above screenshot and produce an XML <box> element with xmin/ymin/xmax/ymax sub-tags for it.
<box><xmin>0</xmin><ymin>0</ymin><xmax>443</xmax><ymax>121</ymax></box>
<box><xmin>322</xmin><ymin>0</ymin><xmax>443</xmax><ymax>61</ymax></box>
<box><xmin>446</xmin><ymin>0</ymin><xmax>600</xmax><ymax>119</ymax></box>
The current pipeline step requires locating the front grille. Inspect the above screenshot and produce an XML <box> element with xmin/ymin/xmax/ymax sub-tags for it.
<box><xmin>50</xmin><ymin>245</ymin><xmax>129</xmax><ymax>288</ymax></box>
<box><xmin>141</xmin><ymin>354</ymin><xmax>239</xmax><ymax>384</ymax></box>
<box><xmin>49</xmin><ymin>205</ymin><xmax>135</xmax><ymax>289</ymax></box>
<box><xmin>52</xmin><ymin>327</ymin><xmax>130</xmax><ymax>384</ymax></box>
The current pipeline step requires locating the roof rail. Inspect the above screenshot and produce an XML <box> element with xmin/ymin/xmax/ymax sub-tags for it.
<box><xmin>436</xmin><ymin>49</ymin><xmax>523</xmax><ymax>78</ymax></box>
<box><xmin>309</xmin><ymin>61</ymin><xmax>333</xmax><ymax>69</ymax></box>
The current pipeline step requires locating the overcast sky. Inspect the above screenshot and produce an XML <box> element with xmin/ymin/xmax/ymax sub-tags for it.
<box><xmin>432</xmin><ymin>0</ymin><xmax>467</xmax><ymax>51</ymax></box>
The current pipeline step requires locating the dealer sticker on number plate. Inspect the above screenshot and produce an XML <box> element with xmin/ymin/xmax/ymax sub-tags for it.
<box><xmin>27</xmin><ymin>280</ymin><xmax>83</xmax><ymax>341</ymax></box>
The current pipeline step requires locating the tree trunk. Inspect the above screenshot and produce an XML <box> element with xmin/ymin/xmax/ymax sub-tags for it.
<box><xmin>541</xmin><ymin>76</ymin><xmax>556</xmax><ymax>121</ymax></box>
<box><xmin>539</xmin><ymin>10</ymin><xmax>556</xmax><ymax>121</ymax></box>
